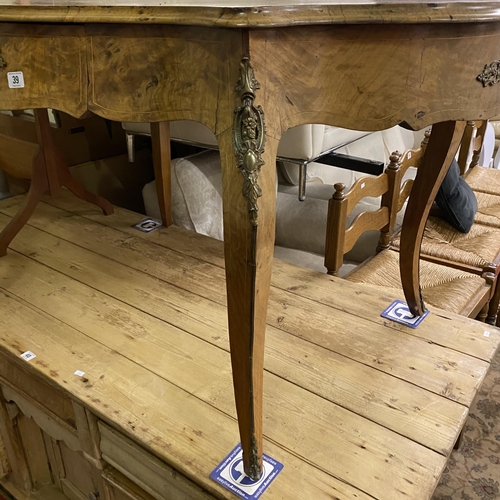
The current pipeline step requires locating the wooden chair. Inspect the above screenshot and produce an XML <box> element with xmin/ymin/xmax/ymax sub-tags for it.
<box><xmin>460</xmin><ymin>120</ymin><xmax>496</xmax><ymax>185</ymax></box>
<box><xmin>324</xmin><ymin>147</ymin><xmax>493</xmax><ymax>320</ymax></box>
<box><xmin>379</xmin><ymin>130</ymin><xmax>500</xmax><ymax>323</ymax></box>
<box><xmin>455</xmin><ymin>120</ymin><xmax>500</xmax><ymax>229</ymax></box>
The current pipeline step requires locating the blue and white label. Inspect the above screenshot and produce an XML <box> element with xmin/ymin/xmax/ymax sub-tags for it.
<box><xmin>210</xmin><ymin>444</ymin><xmax>283</xmax><ymax>499</ymax></box>
<box><xmin>381</xmin><ymin>299</ymin><xmax>429</xmax><ymax>328</ymax></box>
<box><xmin>132</xmin><ymin>217</ymin><xmax>162</xmax><ymax>233</ymax></box>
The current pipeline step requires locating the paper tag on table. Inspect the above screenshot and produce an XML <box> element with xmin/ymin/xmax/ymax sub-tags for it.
<box><xmin>7</xmin><ymin>71</ymin><xmax>24</xmax><ymax>88</ymax></box>
<box><xmin>20</xmin><ymin>351</ymin><xmax>36</xmax><ymax>361</ymax></box>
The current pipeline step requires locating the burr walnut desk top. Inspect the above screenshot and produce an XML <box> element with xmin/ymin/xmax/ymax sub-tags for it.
<box><xmin>1</xmin><ymin>0</ymin><xmax>500</xmax><ymax>479</ymax></box>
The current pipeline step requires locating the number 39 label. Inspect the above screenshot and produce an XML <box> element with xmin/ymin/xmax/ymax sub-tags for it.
<box><xmin>7</xmin><ymin>71</ymin><xmax>24</xmax><ymax>88</ymax></box>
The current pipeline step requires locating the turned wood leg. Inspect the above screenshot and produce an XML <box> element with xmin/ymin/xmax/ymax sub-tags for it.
<box><xmin>218</xmin><ymin>57</ymin><xmax>279</xmax><ymax>479</ymax></box>
<box><xmin>151</xmin><ymin>122</ymin><xmax>172</xmax><ymax>226</ymax></box>
<box><xmin>0</xmin><ymin>109</ymin><xmax>114</xmax><ymax>256</ymax></box>
<box><xmin>400</xmin><ymin>121</ymin><xmax>466</xmax><ymax>316</ymax></box>
<box><xmin>486</xmin><ymin>278</ymin><xmax>500</xmax><ymax>325</ymax></box>
<box><xmin>477</xmin><ymin>301</ymin><xmax>489</xmax><ymax>323</ymax></box>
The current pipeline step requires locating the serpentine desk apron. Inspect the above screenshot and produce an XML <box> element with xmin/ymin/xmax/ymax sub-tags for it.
<box><xmin>1</xmin><ymin>0</ymin><xmax>500</xmax><ymax>480</ymax></box>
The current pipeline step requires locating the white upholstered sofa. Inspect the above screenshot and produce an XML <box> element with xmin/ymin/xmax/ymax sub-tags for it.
<box><xmin>123</xmin><ymin>121</ymin><xmax>371</xmax><ymax>200</ymax></box>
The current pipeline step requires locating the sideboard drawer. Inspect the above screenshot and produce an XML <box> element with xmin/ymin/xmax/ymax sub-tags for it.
<box><xmin>103</xmin><ymin>468</ymin><xmax>157</xmax><ymax>500</ymax></box>
<box><xmin>99</xmin><ymin>422</ymin><xmax>215</xmax><ymax>500</ymax></box>
<box><xmin>0</xmin><ymin>353</ymin><xmax>77</xmax><ymax>430</ymax></box>
<box><xmin>0</xmin><ymin>24</ymin><xmax>86</xmax><ymax>116</ymax></box>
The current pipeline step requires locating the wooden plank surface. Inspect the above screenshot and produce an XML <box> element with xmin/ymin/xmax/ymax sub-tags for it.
<box><xmin>0</xmin><ymin>193</ymin><xmax>499</xmax><ymax>499</ymax></box>
<box><xmin>0</xmin><ymin>200</ymin><xmax>491</xmax><ymax>407</ymax></box>
<box><xmin>0</xmin><ymin>198</ymin><xmax>494</xmax><ymax>440</ymax></box>
<box><xmin>43</xmin><ymin>191</ymin><xmax>500</xmax><ymax>362</ymax></box>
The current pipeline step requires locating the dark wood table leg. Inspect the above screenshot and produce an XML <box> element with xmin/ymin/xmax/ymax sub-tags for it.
<box><xmin>400</xmin><ymin>121</ymin><xmax>466</xmax><ymax>316</ymax></box>
<box><xmin>0</xmin><ymin>152</ymin><xmax>47</xmax><ymax>257</ymax></box>
<box><xmin>151</xmin><ymin>122</ymin><xmax>172</xmax><ymax>227</ymax></box>
<box><xmin>0</xmin><ymin>108</ymin><xmax>113</xmax><ymax>257</ymax></box>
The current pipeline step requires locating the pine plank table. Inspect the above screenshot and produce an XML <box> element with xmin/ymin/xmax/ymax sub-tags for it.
<box><xmin>0</xmin><ymin>192</ymin><xmax>499</xmax><ymax>500</ymax></box>
<box><xmin>2</xmin><ymin>0</ymin><xmax>500</xmax><ymax>480</ymax></box>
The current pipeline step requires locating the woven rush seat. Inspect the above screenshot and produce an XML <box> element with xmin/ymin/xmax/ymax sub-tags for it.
<box><xmin>383</xmin><ymin>130</ymin><xmax>500</xmax><ymax>323</ymax></box>
<box><xmin>345</xmin><ymin>250</ymin><xmax>487</xmax><ymax>315</ymax></box>
<box><xmin>472</xmin><ymin>191</ymin><xmax>500</xmax><ymax>228</ymax></box>
<box><xmin>392</xmin><ymin>216</ymin><xmax>500</xmax><ymax>271</ymax></box>
<box><xmin>460</xmin><ymin>121</ymin><xmax>500</xmax><ymax>197</ymax></box>
<box><xmin>465</xmin><ymin>166</ymin><xmax>500</xmax><ymax>195</ymax></box>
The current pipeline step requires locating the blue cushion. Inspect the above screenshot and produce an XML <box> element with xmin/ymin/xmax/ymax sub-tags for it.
<box><xmin>434</xmin><ymin>159</ymin><xmax>477</xmax><ymax>233</ymax></box>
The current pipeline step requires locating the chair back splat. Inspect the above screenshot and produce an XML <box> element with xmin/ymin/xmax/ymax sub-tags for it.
<box><xmin>458</xmin><ymin>120</ymin><xmax>488</xmax><ymax>175</ymax></box>
<box><xmin>324</xmin><ymin>130</ymin><xmax>431</xmax><ymax>276</ymax></box>
<box><xmin>324</xmin><ymin>155</ymin><xmax>400</xmax><ymax>275</ymax></box>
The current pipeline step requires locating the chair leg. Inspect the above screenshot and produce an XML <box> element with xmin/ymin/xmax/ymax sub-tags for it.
<box><xmin>477</xmin><ymin>301</ymin><xmax>489</xmax><ymax>323</ymax></box>
<box><xmin>486</xmin><ymin>279</ymin><xmax>500</xmax><ymax>325</ymax></box>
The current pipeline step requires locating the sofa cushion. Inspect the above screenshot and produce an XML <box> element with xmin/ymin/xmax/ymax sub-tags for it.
<box><xmin>435</xmin><ymin>159</ymin><xmax>477</xmax><ymax>233</ymax></box>
<box><xmin>143</xmin><ymin>150</ymin><xmax>223</xmax><ymax>240</ymax></box>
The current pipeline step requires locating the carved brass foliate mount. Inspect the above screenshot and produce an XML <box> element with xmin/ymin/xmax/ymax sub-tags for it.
<box><xmin>477</xmin><ymin>60</ymin><xmax>500</xmax><ymax>87</ymax></box>
<box><xmin>233</xmin><ymin>56</ymin><xmax>266</xmax><ymax>226</ymax></box>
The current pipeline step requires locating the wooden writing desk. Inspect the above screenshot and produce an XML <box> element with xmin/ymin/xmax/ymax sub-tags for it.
<box><xmin>1</xmin><ymin>0</ymin><xmax>500</xmax><ymax>480</ymax></box>
<box><xmin>0</xmin><ymin>193</ymin><xmax>499</xmax><ymax>500</ymax></box>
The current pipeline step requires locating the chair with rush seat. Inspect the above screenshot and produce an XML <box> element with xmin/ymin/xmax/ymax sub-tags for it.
<box><xmin>324</xmin><ymin>144</ymin><xmax>493</xmax><ymax>320</ymax></box>
<box><xmin>389</xmin><ymin>128</ymin><xmax>500</xmax><ymax>324</ymax></box>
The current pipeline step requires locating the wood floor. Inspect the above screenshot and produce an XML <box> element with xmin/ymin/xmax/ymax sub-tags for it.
<box><xmin>0</xmin><ymin>191</ymin><xmax>499</xmax><ymax>500</ymax></box>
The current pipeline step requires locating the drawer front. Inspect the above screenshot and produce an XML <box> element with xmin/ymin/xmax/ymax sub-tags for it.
<box><xmin>87</xmin><ymin>24</ymin><xmax>239</xmax><ymax>127</ymax></box>
<box><xmin>99</xmin><ymin>422</ymin><xmax>215</xmax><ymax>500</ymax></box>
<box><xmin>0</xmin><ymin>353</ymin><xmax>77</xmax><ymax>430</ymax></box>
<box><xmin>103</xmin><ymin>468</ymin><xmax>157</xmax><ymax>500</ymax></box>
<box><xmin>0</xmin><ymin>24</ymin><xmax>86</xmax><ymax>116</ymax></box>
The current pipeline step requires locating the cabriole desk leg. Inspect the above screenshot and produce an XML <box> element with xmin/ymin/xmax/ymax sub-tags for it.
<box><xmin>218</xmin><ymin>75</ymin><xmax>278</xmax><ymax>479</ymax></box>
<box><xmin>0</xmin><ymin>109</ymin><xmax>113</xmax><ymax>257</ymax></box>
<box><xmin>400</xmin><ymin>120</ymin><xmax>466</xmax><ymax>316</ymax></box>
